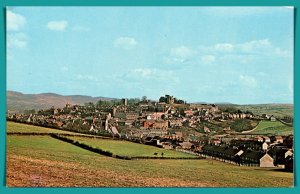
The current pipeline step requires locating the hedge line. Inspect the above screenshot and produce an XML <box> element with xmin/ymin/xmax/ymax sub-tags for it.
<box><xmin>6</xmin><ymin>132</ymin><xmax>112</xmax><ymax>140</ymax></box>
<box><xmin>50</xmin><ymin>134</ymin><xmax>205</xmax><ymax>160</ymax></box>
<box><xmin>278</xmin><ymin>119</ymin><xmax>294</xmax><ymax>127</ymax></box>
<box><xmin>50</xmin><ymin>134</ymin><xmax>114</xmax><ymax>157</ymax></box>
<box><xmin>7</xmin><ymin>132</ymin><xmax>52</xmax><ymax>136</ymax></box>
<box><xmin>131</xmin><ymin>156</ymin><xmax>205</xmax><ymax>160</ymax></box>
<box><xmin>7</xmin><ymin>119</ymin><xmax>114</xmax><ymax>138</ymax></box>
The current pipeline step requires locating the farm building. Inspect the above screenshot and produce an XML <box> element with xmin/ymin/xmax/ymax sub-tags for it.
<box><xmin>178</xmin><ymin>142</ymin><xmax>194</xmax><ymax>150</ymax></box>
<box><xmin>202</xmin><ymin>145</ymin><xmax>242</xmax><ymax>163</ymax></box>
<box><xmin>285</xmin><ymin>155</ymin><xmax>293</xmax><ymax>172</ymax></box>
<box><xmin>269</xmin><ymin>116</ymin><xmax>276</xmax><ymax>121</ymax></box>
<box><xmin>268</xmin><ymin>146</ymin><xmax>293</xmax><ymax>167</ymax></box>
<box><xmin>239</xmin><ymin>150</ymin><xmax>274</xmax><ymax>167</ymax></box>
<box><xmin>230</xmin><ymin>139</ymin><xmax>268</xmax><ymax>151</ymax></box>
<box><xmin>202</xmin><ymin>145</ymin><xmax>274</xmax><ymax>167</ymax></box>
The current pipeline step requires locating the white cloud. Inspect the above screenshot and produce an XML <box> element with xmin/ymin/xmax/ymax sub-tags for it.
<box><xmin>238</xmin><ymin>39</ymin><xmax>271</xmax><ymax>53</ymax></box>
<box><xmin>114</xmin><ymin>37</ymin><xmax>137</xmax><ymax>50</ymax></box>
<box><xmin>211</xmin><ymin>39</ymin><xmax>291</xmax><ymax>57</ymax></box>
<box><xmin>121</xmin><ymin>68</ymin><xmax>179</xmax><ymax>83</ymax></box>
<box><xmin>201</xmin><ymin>55</ymin><xmax>216</xmax><ymax>64</ymax></box>
<box><xmin>76</xmin><ymin>74</ymin><xmax>98</xmax><ymax>81</ymax></box>
<box><xmin>214</xmin><ymin>43</ymin><xmax>234</xmax><ymax>52</ymax></box>
<box><xmin>162</xmin><ymin>39</ymin><xmax>291</xmax><ymax>71</ymax></box>
<box><xmin>7</xmin><ymin>10</ymin><xmax>26</xmax><ymax>31</ymax></box>
<box><xmin>132</xmin><ymin>68</ymin><xmax>152</xmax><ymax>77</ymax></box>
<box><xmin>7</xmin><ymin>33</ymin><xmax>27</xmax><ymax>49</ymax></box>
<box><xmin>170</xmin><ymin>46</ymin><xmax>196</xmax><ymax>60</ymax></box>
<box><xmin>47</xmin><ymin>20</ymin><xmax>68</xmax><ymax>31</ymax></box>
<box><xmin>239</xmin><ymin>75</ymin><xmax>257</xmax><ymax>88</ymax></box>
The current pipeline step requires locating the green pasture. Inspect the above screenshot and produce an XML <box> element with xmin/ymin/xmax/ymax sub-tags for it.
<box><xmin>6</xmin><ymin>121</ymin><xmax>79</xmax><ymax>135</ymax></box>
<box><xmin>6</xmin><ymin>135</ymin><xmax>293</xmax><ymax>187</ymax></box>
<box><xmin>232</xmin><ymin>104</ymin><xmax>293</xmax><ymax>118</ymax></box>
<box><xmin>250</xmin><ymin>121</ymin><xmax>293</xmax><ymax>135</ymax></box>
<box><xmin>65</xmin><ymin>136</ymin><xmax>194</xmax><ymax>157</ymax></box>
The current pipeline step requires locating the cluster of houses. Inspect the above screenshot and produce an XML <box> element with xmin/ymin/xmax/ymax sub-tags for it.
<box><xmin>201</xmin><ymin>135</ymin><xmax>293</xmax><ymax>169</ymax></box>
<box><xmin>6</xmin><ymin>94</ymin><xmax>294</xmax><ymax>171</ymax></box>
<box><xmin>7</xmin><ymin>94</ymin><xmax>232</xmax><ymax>136</ymax></box>
<box><xmin>138</xmin><ymin>133</ymin><xmax>293</xmax><ymax>170</ymax></box>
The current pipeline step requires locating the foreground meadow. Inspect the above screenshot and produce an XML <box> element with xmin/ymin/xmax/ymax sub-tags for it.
<box><xmin>6</xmin><ymin>122</ymin><xmax>293</xmax><ymax>187</ymax></box>
<box><xmin>6</xmin><ymin>136</ymin><xmax>293</xmax><ymax>187</ymax></box>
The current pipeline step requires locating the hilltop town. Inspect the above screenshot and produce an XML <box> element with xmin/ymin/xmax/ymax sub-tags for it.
<box><xmin>7</xmin><ymin>94</ymin><xmax>294</xmax><ymax>171</ymax></box>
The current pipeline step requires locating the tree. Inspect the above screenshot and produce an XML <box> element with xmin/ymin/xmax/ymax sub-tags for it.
<box><xmin>85</xmin><ymin>102</ymin><xmax>94</xmax><ymax>108</ymax></box>
<box><xmin>127</xmin><ymin>98</ymin><xmax>140</xmax><ymax>105</ymax></box>
<box><xmin>142</xmin><ymin>96</ymin><xmax>147</xmax><ymax>102</ymax></box>
<box><xmin>159</xmin><ymin>96</ymin><xmax>166</xmax><ymax>103</ymax></box>
<box><xmin>237</xmin><ymin>109</ymin><xmax>243</xmax><ymax>114</ymax></box>
<box><xmin>176</xmin><ymin>99</ymin><xmax>184</xmax><ymax>104</ymax></box>
<box><xmin>245</xmin><ymin>110</ymin><xmax>253</xmax><ymax>115</ymax></box>
<box><xmin>24</xmin><ymin>109</ymin><xmax>36</xmax><ymax>115</ymax></box>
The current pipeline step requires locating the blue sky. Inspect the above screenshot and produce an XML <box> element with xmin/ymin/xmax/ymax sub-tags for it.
<box><xmin>6</xmin><ymin>6</ymin><xmax>294</xmax><ymax>104</ymax></box>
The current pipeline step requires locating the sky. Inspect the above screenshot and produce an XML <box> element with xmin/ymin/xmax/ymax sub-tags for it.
<box><xmin>6</xmin><ymin>6</ymin><xmax>294</xmax><ymax>104</ymax></box>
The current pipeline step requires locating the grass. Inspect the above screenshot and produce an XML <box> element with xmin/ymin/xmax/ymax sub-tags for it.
<box><xmin>250</xmin><ymin>121</ymin><xmax>293</xmax><ymax>135</ymax></box>
<box><xmin>6</xmin><ymin>135</ymin><xmax>293</xmax><ymax>187</ymax></box>
<box><xmin>6</xmin><ymin>121</ymin><xmax>81</xmax><ymax>135</ymax></box>
<box><xmin>227</xmin><ymin>104</ymin><xmax>293</xmax><ymax>118</ymax></box>
<box><xmin>229</xmin><ymin>119</ymin><xmax>259</xmax><ymax>132</ymax></box>
<box><xmin>64</xmin><ymin>136</ymin><xmax>194</xmax><ymax>157</ymax></box>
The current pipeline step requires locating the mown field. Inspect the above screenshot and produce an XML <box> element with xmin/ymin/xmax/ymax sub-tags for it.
<box><xmin>6</xmin><ymin>122</ymin><xmax>294</xmax><ymax>187</ymax></box>
<box><xmin>6</xmin><ymin>135</ymin><xmax>294</xmax><ymax>187</ymax></box>
<box><xmin>65</xmin><ymin>136</ymin><xmax>194</xmax><ymax>157</ymax></box>
<box><xmin>250</xmin><ymin>121</ymin><xmax>293</xmax><ymax>135</ymax></box>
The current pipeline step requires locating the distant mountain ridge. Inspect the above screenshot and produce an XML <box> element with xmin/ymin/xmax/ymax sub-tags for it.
<box><xmin>7</xmin><ymin>91</ymin><xmax>116</xmax><ymax>113</ymax></box>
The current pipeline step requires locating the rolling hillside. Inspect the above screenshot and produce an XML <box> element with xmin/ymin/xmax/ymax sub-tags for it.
<box><xmin>249</xmin><ymin>120</ymin><xmax>293</xmax><ymax>135</ymax></box>
<box><xmin>218</xmin><ymin>104</ymin><xmax>294</xmax><ymax>118</ymax></box>
<box><xmin>7</xmin><ymin>91</ymin><xmax>116</xmax><ymax>113</ymax></box>
<box><xmin>6</xmin><ymin>122</ymin><xmax>294</xmax><ymax>187</ymax></box>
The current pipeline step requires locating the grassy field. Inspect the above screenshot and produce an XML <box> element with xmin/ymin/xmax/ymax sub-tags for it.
<box><xmin>6</xmin><ymin>122</ymin><xmax>294</xmax><ymax>187</ymax></box>
<box><xmin>6</xmin><ymin>135</ymin><xmax>293</xmax><ymax>187</ymax></box>
<box><xmin>250</xmin><ymin>121</ymin><xmax>293</xmax><ymax>135</ymax></box>
<box><xmin>6</xmin><ymin>121</ymin><xmax>80</xmax><ymax>135</ymax></box>
<box><xmin>224</xmin><ymin>104</ymin><xmax>293</xmax><ymax>118</ymax></box>
<box><xmin>64</xmin><ymin>136</ymin><xmax>194</xmax><ymax>157</ymax></box>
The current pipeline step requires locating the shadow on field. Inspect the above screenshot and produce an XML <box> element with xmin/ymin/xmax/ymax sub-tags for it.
<box><xmin>271</xmin><ymin>168</ymin><xmax>293</xmax><ymax>173</ymax></box>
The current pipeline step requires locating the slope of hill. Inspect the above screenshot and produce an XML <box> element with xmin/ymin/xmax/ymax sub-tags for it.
<box><xmin>249</xmin><ymin>120</ymin><xmax>293</xmax><ymax>136</ymax></box>
<box><xmin>7</xmin><ymin>91</ymin><xmax>116</xmax><ymax>113</ymax></box>
<box><xmin>6</xmin><ymin>122</ymin><xmax>293</xmax><ymax>187</ymax></box>
<box><xmin>218</xmin><ymin>104</ymin><xmax>294</xmax><ymax>118</ymax></box>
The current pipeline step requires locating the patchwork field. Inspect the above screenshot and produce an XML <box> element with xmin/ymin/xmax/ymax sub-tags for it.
<box><xmin>6</xmin><ymin>122</ymin><xmax>294</xmax><ymax>187</ymax></box>
<box><xmin>249</xmin><ymin>121</ymin><xmax>293</xmax><ymax>135</ymax></box>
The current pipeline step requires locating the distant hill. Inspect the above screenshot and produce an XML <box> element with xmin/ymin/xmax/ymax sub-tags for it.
<box><xmin>7</xmin><ymin>91</ymin><xmax>116</xmax><ymax>113</ymax></box>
